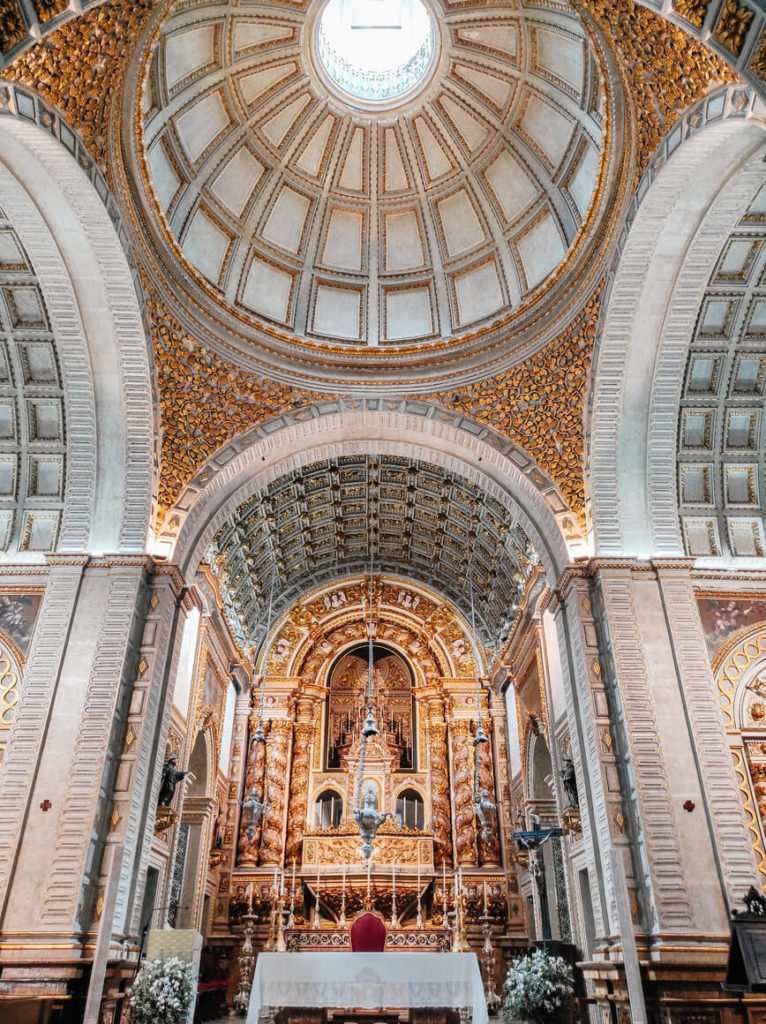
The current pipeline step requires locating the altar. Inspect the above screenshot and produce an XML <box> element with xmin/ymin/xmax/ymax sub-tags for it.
<box><xmin>246</xmin><ymin>952</ymin><xmax>489</xmax><ymax>1024</ymax></box>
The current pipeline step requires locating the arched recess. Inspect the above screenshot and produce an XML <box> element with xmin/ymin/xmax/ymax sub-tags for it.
<box><xmin>589</xmin><ymin>98</ymin><xmax>766</xmax><ymax>557</ymax></box>
<box><xmin>156</xmin><ymin>400</ymin><xmax>578</xmax><ymax>581</ymax></box>
<box><xmin>175</xmin><ymin>727</ymin><xmax>215</xmax><ymax>931</ymax></box>
<box><xmin>714</xmin><ymin>622</ymin><xmax>766</xmax><ymax>882</ymax></box>
<box><xmin>0</xmin><ymin>116</ymin><xmax>154</xmax><ymax>554</ymax></box>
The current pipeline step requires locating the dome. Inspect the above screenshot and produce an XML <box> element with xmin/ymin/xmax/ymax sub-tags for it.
<box><xmin>132</xmin><ymin>0</ymin><xmax>619</xmax><ymax>383</ymax></box>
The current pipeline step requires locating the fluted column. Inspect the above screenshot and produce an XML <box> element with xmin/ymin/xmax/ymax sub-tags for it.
<box><xmin>259</xmin><ymin>718</ymin><xmax>292</xmax><ymax>866</ymax></box>
<box><xmin>426</xmin><ymin>698</ymin><xmax>452</xmax><ymax>866</ymax></box>
<box><xmin>285</xmin><ymin>697</ymin><xmax>316</xmax><ymax>863</ymax></box>
<box><xmin>450</xmin><ymin>720</ymin><xmax>478</xmax><ymax>866</ymax></box>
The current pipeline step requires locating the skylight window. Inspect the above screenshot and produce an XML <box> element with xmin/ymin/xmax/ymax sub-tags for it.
<box><xmin>315</xmin><ymin>0</ymin><xmax>435</xmax><ymax>104</ymax></box>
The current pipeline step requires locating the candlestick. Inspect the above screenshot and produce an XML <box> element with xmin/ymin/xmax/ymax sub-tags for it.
<box><xmin>339</xmin><ymin>865</ymin><xmax>347</xmax><ymax>929</ymax></box>
<box><xmin>390</xmin><ymin>862</ymin><xmax>398</xmax><ymax>928</ymax></box>
<box><xmin>483</xmin><ymin>880</ymin><xmax>488</xmax><ymax>914</ymax></box>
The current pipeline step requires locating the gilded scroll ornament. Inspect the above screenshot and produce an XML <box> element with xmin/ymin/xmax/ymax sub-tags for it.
<box><xmin>714</xmin><ymin>0</ymin><xmax>754</xmax><ymax>54</ymax></box>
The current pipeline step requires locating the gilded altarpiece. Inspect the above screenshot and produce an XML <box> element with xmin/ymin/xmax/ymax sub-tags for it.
<box><xmin>233</xmin><ymin>576</ymin><xmax>505</xmax><ymax>919</ymax></box>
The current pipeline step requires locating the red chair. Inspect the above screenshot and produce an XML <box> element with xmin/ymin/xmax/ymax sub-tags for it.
<box><xmin>350</xmin><ymin>912</ymin><xmax>386</xmax><ymax>952</ymax></box>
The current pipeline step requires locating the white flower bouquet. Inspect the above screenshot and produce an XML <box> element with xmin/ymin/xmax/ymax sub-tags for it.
<box><xmin>129</xmin><ymin>956</ymin><xmax>195</xmax><ymax>1024</ymax></box>
<box><xmin>502</xmin><ymin>947</ymin><xmax>574</xmax><ymax>1024</ymax></box>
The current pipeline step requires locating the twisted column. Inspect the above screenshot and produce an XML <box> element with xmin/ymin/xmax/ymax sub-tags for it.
<box><xmin>477</xmin><ymin>724</ymin><xmax>501</xmax><ymax>867</ymax></box>
<box><xmin>427</xmin><ymin>698</ymin><xmax>452</xmax><ymax>867</ymax></box>
<box><xmin>237</xmin><ymin>714</ymin><xmax>267</xmax><ymax>867</ymax></box>
<box><xmin>450</xmin><ymin>720</ymin><xmax>478</xmax><ymax>866</ymax></box>
<box><xmin>285</xmin><ymin>697</ymin><xmax>316</xmax><ymax>863</ymax></box>
<box><xmin>259</xmin><ymin>719</ymin><xmax>292</xmax><ymax>866</ymax></box>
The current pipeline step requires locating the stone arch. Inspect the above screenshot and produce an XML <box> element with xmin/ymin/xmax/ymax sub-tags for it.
<box><xmin>0</xmin><ymin>116</ymin><xmax>154</xmax><ymax>555</ymax></box>
<box><xmin>157</xmin><ymin>399</ymin><xmax>579</xmax><ymax>581</ymax></box>
<box><xmin>588</xmin><ymin>92</ymin><xmax>766</xmax><ymax>557</ymax></box>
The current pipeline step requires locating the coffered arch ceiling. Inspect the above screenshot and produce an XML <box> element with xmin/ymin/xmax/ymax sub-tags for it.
<box><xmin>128</xmin><ymin>0</ymin><xmax>625</xmax><ymax>384</ymax></box>
<box><xmin>677</xmin><ymin>182</ymin><xmax>766</xmax><ymax>560</ymax></box>
<box><xmin>206</xmin><ymin>453</ymin><xmax>539</xmax><ymax>655</ymax></box>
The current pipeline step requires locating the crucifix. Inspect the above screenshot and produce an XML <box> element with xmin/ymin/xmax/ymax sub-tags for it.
<box><xmin>512</xmin><ymin>826</ymin><xmax>563</xmax><ymax>941</ymax></box>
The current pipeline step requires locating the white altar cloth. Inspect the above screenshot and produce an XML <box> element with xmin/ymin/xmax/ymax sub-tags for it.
<box><xmin>247</xmin><ymin>951</ymin><xmax>489</xmax><ymax>1024</ymax></box>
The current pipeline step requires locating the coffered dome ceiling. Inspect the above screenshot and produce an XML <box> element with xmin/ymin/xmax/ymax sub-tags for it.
<box><xmin>131</xmin><ymin>0</ymin><xmax>621</xmax><ymax>385</ymax></box>
<box><xmin>207</xmin><ymin>454</ymin><xmax>538</xmax><ymax>654</ymax></box>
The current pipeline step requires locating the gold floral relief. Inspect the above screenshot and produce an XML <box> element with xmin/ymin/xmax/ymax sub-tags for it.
<box><xmin>581</xmin><ymin>0</ymin><xmax>737</xmax><ymax>184</ymax></box>
<box><xmin>714</xmin><ymin>0</ymin><xmax>755</xmax><ymax>54</ymax></box>
<box><xmin>673</xmin><ymin>0</ymin><xmax>710</xmax><ymax>28</ymax></box>
<box><xmin>3</xmin><ymin>0</ymin><xmax>156</xmax><ymax>165</ymax></box>
<box><xmin>0</xmin><ymin>0</ymin><xmax>26</xmax><ymax>53</ymax></box>
<box><xmin>426</xmin><ymin>291</ymin><xmax>601</xmax><ymax>523</ymax></box>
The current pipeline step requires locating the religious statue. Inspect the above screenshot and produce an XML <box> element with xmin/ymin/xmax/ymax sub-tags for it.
<box><xmin>353</xmin><ymin>788</ymin><xmax>393</xmax><ymax>860</ymax></box>
<box><xmin>157</xmin><ymin>756</ymin><xmax>187</xmax><ymax>807</ymax></box>
<box><xmin>560</xmin><ymin>756</ymin><xmax>578</xmax><ymax>809</ymax></box>
<box><xmin>212</xmin><ymin>806</ymin><xmax>225</xmax><ymax>849</ymax></box>
<box><xmin>474</xmin><ymin>787</ymin><xmax>497</xmax><ymax>841</ymax></box>
<box><xmin>241</xmin><ymin>786</ymin><xmax>269</xmax><ymax>841</ymax></box>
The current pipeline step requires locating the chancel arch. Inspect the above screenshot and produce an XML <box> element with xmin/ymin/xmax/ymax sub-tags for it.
<box><xmin>156</xmin><ymin>401</ymin><xmax>582</xmax><ymax>586</ymax></box>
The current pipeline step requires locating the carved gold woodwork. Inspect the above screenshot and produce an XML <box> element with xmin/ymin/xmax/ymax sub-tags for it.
<box><xmin>286</xmin><ymin>707</ymin><xmax>315</xmax><ymax>863</ymax></box>
<box><xmin>154</xmin><ymin>806</ymin><xmax>178</xmax><ymax>835</ymax></box>
<box><xmin>427</xmin><ymin>700</ymin><xmax>453</xmax><ymax>867</ymax></box>
<box><xmin>237</xmin><ymin>716</ymin><xmax>268</xmax><ymax>867</ymax></box>
<box><xmin>450</xmin><ymin>721</ymin><xmax>478</xmax><ymax>867</ymax></box>
<box><xmin>260</xmin><ymin>719</ymin><xmax>292</xmax><ymax>866</ymax></box>
<box><xmin>476</xmin><ymin>731</ymin><xmax>501</xmax><ymax>867</ymax></box>
<box><xmin>302</xmin><ymin>830</ymin><xmax>434</xmax><ymax>868</ymax></box>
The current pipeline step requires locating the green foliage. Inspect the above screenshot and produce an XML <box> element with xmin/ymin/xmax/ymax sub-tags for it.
<box><xmin>129</xmin><ymin>956</ymin><xmax>195</xmax><ymax>1024</ymax></box>
<box><xmin>502</xmin><ymin>948</ymin><xmax>574</xmax><ymax>1024</ymax></box>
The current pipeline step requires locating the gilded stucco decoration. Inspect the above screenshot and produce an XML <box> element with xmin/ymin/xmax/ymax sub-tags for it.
<box><xmin>713</xmin><ymin>0</ymin><xmax>755</xmax><ymax>55</ymax></box>
<box><xmin>3</xmin><ymin>0</ymin><xmax>156</xmax><ymax>164</ymax></box>
<box><xmin>428</xmin><ymin>290</ymin><xmax>600</xmax><ymax>520</ymax></box>
<box><xmin>580</xmin><ymin>0</ymin><xmax>737</xmax><ymax>184</ymax></box>
<box><xmin>0</xmin><ymin>0</ymin><xmax>739</xmax><ymax>537</ymax></box>
<box><xmin>148</xmin><ymin>290</ymin><xmax>327</xmax><ymax>518</ymax></box>
<box><xmin>0</xmin><ymin>2</ymin><xmax>25</xmax><ymax>54</ymax></box>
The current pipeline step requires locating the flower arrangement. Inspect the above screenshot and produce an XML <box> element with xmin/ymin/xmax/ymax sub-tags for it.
<box><xmin>129</xmin><ymin>956</ymin><xmax>195</xmax><ymax>1024</ymax></box>
<box><xmin>502</xmin><ymin>947</ymin><xmax>574</xmax><ymax>1024</ymax></box>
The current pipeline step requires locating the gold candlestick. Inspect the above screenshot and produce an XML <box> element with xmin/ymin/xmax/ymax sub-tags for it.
<box><xmin>339</xmin><ymin>864</ymin><xmax>347</xmax><ymax>929</ymax></box>
<box><xmin>451</xmin><ymin>874</ymin><xmax>470</xmax><ymax>953</ymax></box>
<box><xmin>276</xmin><ymin>894</ymin><xmax>287</xmax><ymax>952</ymax></box>
<box><xmin>390</xmin><ymin>863</ymin><xmax>399</xmax><ymax>928</ymax></box>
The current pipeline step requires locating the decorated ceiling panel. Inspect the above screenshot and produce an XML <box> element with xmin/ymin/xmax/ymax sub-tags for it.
<box><xmin>207</xmin><ymin>454</ymin><xmax>538</xmax><ymax>654</ymax></box>
<box><xmin>138</xmin><ymin>0</ymin><xmax>607</xmax><ymax>354</ymax></box>
<box><xmin>677</xmin><ymin>183</ymin><xmax>766</xmax><ymax>559</ymax></box>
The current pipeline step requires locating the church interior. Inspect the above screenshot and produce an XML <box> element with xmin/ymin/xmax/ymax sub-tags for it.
<box><xmin>0</xmin><ymin>0</ymin><xmax>765</xmax><ymax>1020</ymax></box>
